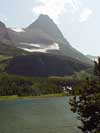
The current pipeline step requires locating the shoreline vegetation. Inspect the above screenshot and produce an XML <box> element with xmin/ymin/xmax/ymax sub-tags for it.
<box><xmin>0</xmin><ymin>71</ymin><xmax>93</xmax><ymax>97</ymax></box>
<box><xmin>0</xmin><ymin>93</ymin><xmax>69</xmax><ymax>101</ymax></box>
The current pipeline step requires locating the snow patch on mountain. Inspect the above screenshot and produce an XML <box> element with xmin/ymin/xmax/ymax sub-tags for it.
<box><xmin>19</xmin><ymin>43</ymin><xmax>60</xmax><ymax>53</ymax></box>
<box><xmin>12</xmin><ymin>28</ymin><xmax>25</xmax><ymax>32</ymax></box>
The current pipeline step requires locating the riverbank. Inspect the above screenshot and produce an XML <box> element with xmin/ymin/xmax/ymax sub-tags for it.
<box><xmin>0</xmin><ymin>93</ymin><xmax>69</xmax><ymax>100</ymax></box>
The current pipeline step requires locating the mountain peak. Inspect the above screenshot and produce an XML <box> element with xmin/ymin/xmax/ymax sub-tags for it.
<box><xmin>37</xmin><ymin>14</ymin><xmax>54</xmax><ymax>23</ymax></box>
<box><xmin>38</xmin><ymin>14</ymin><xmax>51</xmax><ymax>19</ymax></box>
<box><xmin>26</xmin><ymin>14</ymin><xmax>65</xmax><ymax>42</ymax></box>
<box><xmin>26</xmin><ymin>14</ymin><xmax>55</xmax><ymax>30</ymax></box>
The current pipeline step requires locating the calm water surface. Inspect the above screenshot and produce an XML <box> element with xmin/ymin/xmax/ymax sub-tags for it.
<box><xmin>0</xmin><ymin>97</ymin><xmax>81</xmax><ymax>133</ymax></box>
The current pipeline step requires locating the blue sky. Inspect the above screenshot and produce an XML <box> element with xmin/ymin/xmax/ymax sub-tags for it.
<box><xmin>0</xmin><ymin>0</ymin><xmax>99</xmax><ymax>56</ymax></box>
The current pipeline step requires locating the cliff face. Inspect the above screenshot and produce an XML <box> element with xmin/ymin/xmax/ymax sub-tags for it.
<box><xmin>0</xmin><ymin>21</ymin><xmax>11</xmax><ymax>44</ymax></box>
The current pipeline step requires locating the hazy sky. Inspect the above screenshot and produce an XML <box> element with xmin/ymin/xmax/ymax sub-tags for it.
<box><xmin>0</xmin><ymin>0</ymin><xmax>99</xmax><ymax>56</ymax></box>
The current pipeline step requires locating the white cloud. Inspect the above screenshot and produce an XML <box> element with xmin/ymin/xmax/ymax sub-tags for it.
<box><xmin>0</xmin><ymin>14</ymin><xmax>7</xmax><ymax>22</ymax></box>
<box><xmin>32</xmin><ymin>0</ymin><xmax>82</xmax><ymax>23</ymax></box>
<box><xmin>32</xmin><ymin>0</ymin><xmax>92</xmax><ymax>23</ymax></box>
<box><xmin>79</xmin><ymin>8</ymin><xmax>93</xmax><ymax>22</ymax></box>
<box><xmin>32</xmin><ymin>0</ymin><xmax>66</xmax><ymax>22</ymax></box>
<box><xmin>12</xmin><ymin>28</ymin><xmax>25</xmax><ymax>32</ymax></box>
<box><xmin>65</xmin><ymin>0</ymin><xmax>81</xmax><ymax>13</ymax></box>
<box><xmin>19</xmin><ymin>43</ymin><xmax>60</xmax><ymax>53</ymax></box>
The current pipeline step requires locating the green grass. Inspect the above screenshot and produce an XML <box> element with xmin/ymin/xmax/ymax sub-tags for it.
<box><xmin>0</xmin><ymin>55</ymin><xmax>13</xmax><ymax>71</ymax></box>
<box><xmin>0</xmin><ymin>55</ymin><xmax>12</xmax><ymax>61</ymax></box>
<box><xmin>0</xmin><ymin>93</ymin><xmax>68</xmax><ymax>100</ymax></box>
<box><xmin>0</xmin><ymin>95</ymin><xmax>19</xmax><ymax>100</ymax></box>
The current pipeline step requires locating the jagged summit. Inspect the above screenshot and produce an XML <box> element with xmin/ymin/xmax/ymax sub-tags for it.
<box><xmin>33</xmin><ymin>14</ymin><xmax>55</xmax><ymax>26</ymax></box>
<box><xmin>39</xmin><ymin>14</ymin><xmax>52</xmax><ymax>19</ymax></box>
<box><xmin>26</xmin><ymin>14</ymin><xmax>55</xmax><ymax>29</ymax></box>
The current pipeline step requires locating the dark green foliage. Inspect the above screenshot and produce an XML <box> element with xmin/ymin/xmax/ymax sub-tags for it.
<box><xmin>0</xmin><ymin>71</ymin><xmax>90</xmax><ymax>97</ymax></box>
<box><xmin>70</xmin><ymin>57</ymin><xmax>100</xmax><ymax>133</ymax></box>
<box><xmin>0</xmin><ymin>53</ymin><xmax>92</xmax><ymax>96</ymax></box>
<box><xmin>0</xmin><ymin>73</ymin><xmax>64</xmax><ymax>96</ymax></box>
<box><xmin>94</xmin><ymin>57</ymin><xmax>100</xmax><ymax>81</ymax></box>
<box><xmin>5</xmin><ymin>53</ymin><xmax>90</xmax><ymax>77</ymax></box>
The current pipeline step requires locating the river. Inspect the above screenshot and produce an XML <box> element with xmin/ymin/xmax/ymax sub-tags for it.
<box><xmin>0</xmin><ymin>97</ymin><xmax>81</xmax><ymax>133</ymax></box>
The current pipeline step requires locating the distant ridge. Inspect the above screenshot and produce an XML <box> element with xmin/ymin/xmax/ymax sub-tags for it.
<box><xmin>87</xmin><ymin>55</ymin><xmax>98</xmax><ymax>61</ymax></box>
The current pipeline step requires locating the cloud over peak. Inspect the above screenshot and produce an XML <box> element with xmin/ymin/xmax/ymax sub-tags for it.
<box><xmin>32</xmin><ymin>0</ymin><xmax>93</xmax><ymax>23</ymax></box>
<box><xmin>79</xmin><ymin>8</ymin><xmax>93</xmax><ymax>22</ymax></box>
<box><xmin>0</xmin><ymin>14</ymin><xmax>7</xmax><ymax>22</ymax></box>
<box><xmin>32</xmin><ymin>0</ymin><xmax>66</xmax><ymax>22</ymax></box>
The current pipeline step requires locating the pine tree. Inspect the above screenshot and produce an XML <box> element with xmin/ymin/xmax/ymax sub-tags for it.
<box><xmin>70</xmin><ymin>57</ymin><xmax>100</xmax><ymax>133</ymax></box>
<box><xmin>94</xmin><ymin>57</ymin><xmax>100</xmax><ymax>82</ymax></box>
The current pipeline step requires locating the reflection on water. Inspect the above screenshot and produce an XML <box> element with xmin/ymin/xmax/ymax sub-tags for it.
<box><xmin>0</xmin><ymin>97</ymin><xmax>81</xmax><ymax>133</ymax></box>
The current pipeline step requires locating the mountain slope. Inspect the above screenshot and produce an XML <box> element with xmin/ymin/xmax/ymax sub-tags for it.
<box><xmin>0</xmin><ymin>17</ymin><xmax>92</xmax><ymax>77</ymax></box>
<box><xmin>26</xmin><ymin>14</ymin><xmax>68</xmax><ymax>45</ymax></box>
<box><xmin>0</xmin><ymin>21</ymin><xmax>29</xmax><ymax>56</ymax></box>
<box><xmin>6</xmin><ymin>53</ymin><xmax>90</xmax><ymax>77</ymax></box>
<box><xmin>0</xmin><ymin>41</ymin><xmax>29</xmax><ymax>56</ymax></box>
<box><xmin>0</xmin><ymin>21</ymin><xmax>12</xmax><ymax>45</ymax></box>
<box><xmin>6</xmin><ymin>15</ymin><xmax>92</xmax><ymax>64</ymax></box>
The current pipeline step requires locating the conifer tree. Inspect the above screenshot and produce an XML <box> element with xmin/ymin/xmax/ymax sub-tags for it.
<box><xmin>70</xmin><ymin>57</ymin><xmax>100</xmax><ymax>133</ymax></box>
